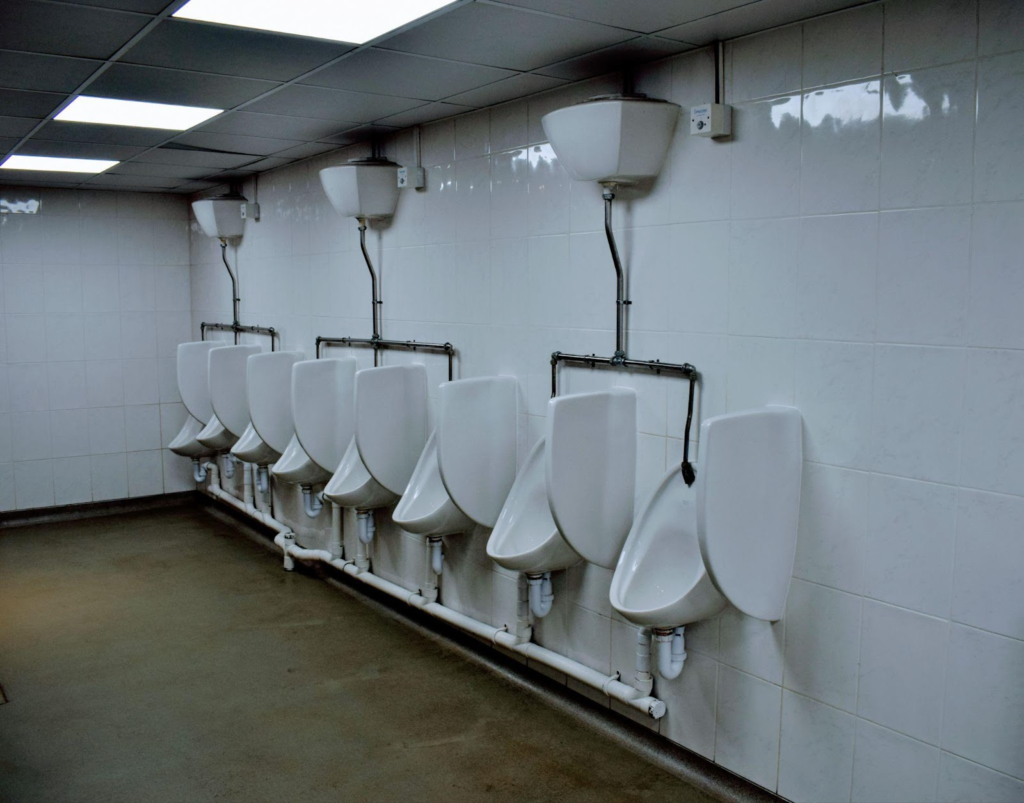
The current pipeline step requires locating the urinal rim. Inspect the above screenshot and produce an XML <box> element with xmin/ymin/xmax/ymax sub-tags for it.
<box><xmin>291</xmin><ymin>356</ymin><xmax>357</xmax><ymax>476</ymax></box>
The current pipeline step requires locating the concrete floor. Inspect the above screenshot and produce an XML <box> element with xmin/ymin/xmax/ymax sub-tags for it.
<box><xmin>0</xmin><ymin>506</ymin><xmax>714</xmax><ymax>803</ymax></box>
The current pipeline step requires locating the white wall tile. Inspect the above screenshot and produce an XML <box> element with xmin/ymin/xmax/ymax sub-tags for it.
<box><xmin>14</xmin><ymin>458</ymin><xmax>53</xmax><ymax>509</ymax></box>
<box><xmin>978</xmin><ymin>0</ymin><xmax>1024</xmax><ymax>57</ymax></box>
<box><xmin>863</xmin><ymin>474</ymin><xmax>958</xmax><ymax>618</ymax></box>
<box><xmin>801</xmin><ymin>82</ymin><xmax>881</xmax><ymax>215</ymax></box>
<box><xmin>974</xmin><ymin>51</ymin><xmax>1024</xmax><ymax>203</ymax></box>
<box><xmin>858</xmin><ymin>600</ymin><xmax>948</xmax><ymax>744</ymax></box>
<box><xmin>11</xmin><ymin>410</ymin><xmax>50</xmax><ymax>460</ymax></box>
<box><xmin>803</xmin><ymin>4</ymin><xmax>883</xmax><ymax>88</ymax></box>
<box><xmin>968</xmin><ymin>202</ymin><xmax>1024</xmax><ymax>349</ymax></box>
<box><xmin>90</xmin><ymin>452</ymin><xmax>127</xmax><ymax>501</ymax></box>
<box><xmin>778</xmin><ymin>690</ymin><xmax>856</xmax><ymax>803</ymax></box>
<box><xmin>853</xmin><ymin>720</ymin><xmax>940</xmax><ymax>803</ymax></box>
<box><xmin>952</xmin><ymin>489</ymin><xmax>1024</xmax><ymax>641</ymax></box>
<box><xmin>938</xmin><ymin>752</ymin><xmax>1024</xmax><ymax>803</ymax></box>
<box><xmin>124</xmin><ymin>404</ymin><xmax>161</xmax><ymax>452</ymax></box>
<box><xmin>729</xmin><ymin>96</ymin><xmax>802</xmax><ymax>220</ymax></box>
<box><xmin>657</xmin><ymin>648</ymin><xmax>718</xmax><ymax>759</ymax></box>
<box><xmin>127</xmin><ymin>449</ymin><xmax>163</xmax><ymax>497</ymax></box>
<box><xmin>9</xmin><ymin>362</ymin><xmax>49</xmax><ymax>411</ymax></box>
<box><xmin>880</xmin><ymin>65</ymin><xmax>976</xmax><ymax>209</ymax></box>
<box><xmin>454</xmin><ymin>109</ymin><xmax>490</xmax><ymax>160</ymax></box>
<box><xmin>88</xmin><ymin>406</ymin><xmax>125</xmax><ymax>454</ymax></box>
<box><xmin>795</xmin><ymin>340</ymin><xmax>874</xmax><ymax>469</ymax></box>
<box><xmin>44</xmin><ymin>313</ymin><xmax>84</xmax><ymax>362</ymax></box>
<box><xmin>942</xmin><ymin>624</ymin><xmax>1024</xmax><ymax>779</ymax></box>
<box><xmin>719</xmin><ymin>606</ymin><xmax>785</xmax><ymax>685</ymax></box>
<box><xmin>783</xmin><ymin>579</ymin><xmax>862</xmax><ymax>712</ymax></box>
<box><xmin>876</xmin><ymin>207</ymin><xmax>971</xmax><ymax>346</ymax></box>
<box><xmin>42</xmin><ymin>264</ymin><xmax>83</xmax><ymax>314</ymax></box>
<box><xmin>883</xmin><ymin>0</ymin><xmax>978</xmax><ymax>72</ymax></box>
<box><xmin>52</xmin><ymin>455</ymin><xmax>91</xmax><ymax>505</ymax></box>
<box><xmin>794</xmin><ymin>463</ymin><xmax>869</xmax><ymax>594</ymax></box>
<box><xmin>5</xmin><ymin>314</ymin><xmax>46</xmax><ymax>363</ymax></box>
<box><xmin>3</xmin><ymin>263</ymin><xmax>44</xmax><ymax>313</ymax></box>
<box><xmin>729</xmin><ymin>24</ymin><xmax>803</xmax><ymax>103</ymax></box>
<box><xmin>962</xmin><ymin>349</ymin><xmax>1024</xmax><ymax>497</ymax></box>
<box><xmin>726</xmin><ymin>336</ymin><xmax>795</xmax><ymax>411</ymax></box>
<box><xmin>869</xmin><ymin>345</ymin><xmax>966</xmax><ymax>485</ymax></box>
<box><xmin>85</xmin><ymin>359</ymin><xmax>123</xmax><ymax>408</ymax></box>
<box><xmin>728</xmin><ymin>218</ymin><xmax>799</xmax><ymax>337</ymax></box>
<box><xmin>715</xmin><ymin>666</ymin><xmax>782</xmax><ymax>791</ymax></box>
<box><xmin>50</xmin><ymin>409</ymin><xmax>90</xmax><ymax>458</ymax></box>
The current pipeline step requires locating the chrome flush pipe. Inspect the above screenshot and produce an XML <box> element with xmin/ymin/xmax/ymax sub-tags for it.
<box><xmin>357</xmin><ymin>218</ymin><xmax>383</xmax><ymax>365</ymax></box>
<box><xmin>219</xmin><ymin>238</ymin><xmax>241</xmax><ymax>344</ymax></box>
<box><xmin>602</xmin><ymin>185</ymin><xmax>629</xmax><ymax>363</ymax></box>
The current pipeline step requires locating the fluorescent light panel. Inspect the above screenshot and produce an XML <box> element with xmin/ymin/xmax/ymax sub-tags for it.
<box><xmin>174</xmin><ymin>0</ymin><xmax>452</xmax><ymax>44</ymax></box>
<box><xmin>1</xmin><ymin>155</ymin><xmax>119</xmax><ymax>174</ymax></box>
<box><xmin>55</xmin><ymin>96</ymin><xmax>222</xmax><ymax>130</ymax></box>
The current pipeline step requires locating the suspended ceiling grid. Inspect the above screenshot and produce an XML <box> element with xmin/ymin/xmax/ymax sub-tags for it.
<box><xmin>0</xmin><ymin>0</ymin><xmax>867</xmax><ymax>194</ymax></box>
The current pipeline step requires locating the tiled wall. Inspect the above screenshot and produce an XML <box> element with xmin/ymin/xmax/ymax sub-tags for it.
<box><xmin>181</xmin><ymin>0</ymin><xmax>1021</xmax><ymax>799</ymax></box>
<box><xmin>0</xmin><ymin>189</ymin><xmax>194</xmax><ymax>510</ymax></box>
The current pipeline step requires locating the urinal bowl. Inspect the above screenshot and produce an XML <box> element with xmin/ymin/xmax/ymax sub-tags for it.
<box><xmin>323</xmin><ymin>438</ymin><xmax>398</xmax><ymax>510</ymax></box>
<box><xmin>272</xmin><ymin>434</ymin><xmax>334</xmax><ymax>486</ymax></box>
<box><xmin>610</xmin><ymin>468</ymin><xmax>728</xmax><ymax>629</ymax></box>
<box><xmin>169</xmin><ymin>415</ymin><xmax>217</xmax><ymax>459</ymax></box>
<box><xmin>231</xmin><ymin>422</ymin><xmax>281</xmax><ymax>466</ymax></box>
<box><xmin>196</xmin><ymin>413</ymin><xmax>239</xmax><ymax>452</ymax></box>
<box><xmin>393</xmin><ymin>432</ymin><xmax>475</xmax><ymax>537</ymax></box>
<box><xmin>487</xmin><ymin>439</ymin><xmax>582</xmax><ymax>575</ymax></box>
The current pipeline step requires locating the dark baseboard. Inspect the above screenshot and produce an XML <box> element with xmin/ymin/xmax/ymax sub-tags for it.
<box><xmin>0</xmin><ymin>491</ymin><xmax>198</xmax><ymax>530</ymax></box>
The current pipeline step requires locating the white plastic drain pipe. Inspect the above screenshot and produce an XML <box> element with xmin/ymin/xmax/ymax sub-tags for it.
<box><xmin>273</xmin><ymin>506</ymin><xmax>666</xmax><ymax>719</ymax></box>
<box><xmin>429</xmin><ymin>537</ymin><xmax>444</xmax><ymax>576</ymax></box>
<box><xmin>301</xmin><ymin>485</ymin><xmax>324</xmax><ymax>518</ymax></box>
<box><xmin>202</xmin><ymin>460</ymin><xmax>294</xmax><ymax>565</ymax></box>
<box><xmin>527</xmin><ymin>572</ymin><xmax>554</xmax><ymax>618</ymax></box>
<box><xmin>222</xmin><ymin>453</ymin><xmax>236</xmax><ymax>479</ymax></box>
<box><xmin>192</xmin><ymin>458</ymin><xmax>208</xmax><ymax>483</ymax></box>
<box><xmin>356</xmin><ymin>510</ymin><xmax>375</xmax><ymax>545</ymax></box>
<box><xmin>654</xmin><ymin>627</ymin><xmax>686</xmax><ymax>680</ymax></box>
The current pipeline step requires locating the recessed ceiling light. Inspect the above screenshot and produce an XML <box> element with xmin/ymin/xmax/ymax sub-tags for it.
<box><xmin>55</xmin><ymin>96</ymin><xmax>222</xmax><ymax>131</ymax></box>
<box><xmin>1</xmin><ymin>155</ymin><xmax>119</xmax><ymax>174</ymax></box>
<box><xmin>173</xmin><ymin>0</ymin><xmax>453</xmax><ymax>44</ymax></box>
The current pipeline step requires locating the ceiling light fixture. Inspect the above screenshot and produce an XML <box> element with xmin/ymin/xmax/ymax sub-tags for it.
<box><xmin>1</xmin><ymin>155</ymin><xmax>119</xmax><ymax>174</ymax></box>
<box><xmin>173</xmin><ymin>0</ymin><xmax>453</xmax><ymax>44</ymax></box>
<box><xmin>55</xmin><ymin>97</ymin><xmax>223</xmax><ymax>130</ymax></box>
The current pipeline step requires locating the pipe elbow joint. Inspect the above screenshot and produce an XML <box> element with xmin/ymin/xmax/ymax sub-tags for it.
<box><xmin>192</xmin><ymin>458</ymin><xmax>208</xmax><ymax>484</ymax></box>
<box><xmin>301</xmin><ymin>485</ymin><xmax>324</xmax><ymax>518</ymax></box>
<box><xmin>527</xmin><ymin>572</ymin><xmax>554</xmax><ymax>619</ymax></box>
<box><xmin>654</xmin><ymin>627</ymin><xmax>687</xmax><ymax>680</ymax></box>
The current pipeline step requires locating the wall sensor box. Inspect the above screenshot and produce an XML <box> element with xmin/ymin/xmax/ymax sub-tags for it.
<box><xmin>690</xmin><ymin>103</ymin><xmax>731</xmax><ymax>138</ymax></box>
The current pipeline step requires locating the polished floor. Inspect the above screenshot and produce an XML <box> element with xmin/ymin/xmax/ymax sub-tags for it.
<box><xmin>0</xmin><ymin>505</ymin><xmax>713</xmax><ymax>802</ymax></box>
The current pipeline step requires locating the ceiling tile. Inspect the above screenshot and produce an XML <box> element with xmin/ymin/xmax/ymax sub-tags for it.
<box><xmin>87</xmin><ymin>63</ymin><xmax>279</xmax><ymax>108</ymax></box>
<box><xmin>174</xmin><ymin>179</ymin><xmax>222</xmax><ymax>194</ymax></box>
<box><xmin>85</xmin><ymin>173</ymin><xmax>184</xmax><ymax>188</ymax></box>
<box><xmin>659</xmin><ymin>0</ymin><xmax>863</xmax><ymax>44</ymax></box>
<box><xmin>134</xmin><ymin>147</ymin><xmax>260</xmax><ymax>169</ymax></box>
<box><xmin>319</xmin><ymin>124</ymin><xmax>400</xmax><ymax>147</ymax></box>
<box><xmin>0</xmin><ymin>116</ymin><xmax>39</xmax><ymax>138</ymax></box>
<box><xmin>0</xmin><ymin>172</ymin><xmax>87</xmax><ymax>187</ymax></box>
<box><xmin>379</xmin><ymin>3</ymin><xmax>634</xmax><ymax>71</ymax></box>
<box><xmin>489</xmin><ymin>0</ymin><xmax>753</xmax><ymax>34</ymax></box>
<box><xmin>0</xmin><ymin>51</ymin><xmax>101</xmax><ymax>93</ymax></box>
<box><xmin>244</xmin><ymin>85</ymin><xmax>422</xmax><ymax>124</ymax></box>
<box><xmin>0</xmin><ymin>1</ymin><xmax>151</xmax><ymax>59</ymax></box>
<box><xmin>58</xmin><ymin>0</ymin><xmax>176</xmax><ymax>13</ymax></box>
<box><xmin>535</xmin><ymin>36</ymin><xmax>694</xmax><ymax>81</ymax></box>
<box><xmin>443</xmin><ymin>73</ymin><xmax>566</xmax><ymax>106</ymax></box>
<box><xmin>198</xmin><ymin>111</ymin><xmax>345</xmax><ymax>142</ymax></box>
<box><xmin>301</xmin><ymin>48</ymin><xmax>515</xmax><ymax>101</ymax></box>
<box><xmin>1</xmin><ymin>137</ymin><xmax>20</xmax><ymax>154</ymax></box>
<box><xmin>122</xmin><ymin>20</ymin><xmax>353</xmax><ymax>82</ymax></box>
<box><xmin>270</xmin><ymin>141</ymin><xmax>340</xmax><ymax>160</ymax></box>
<box><xmin>374</xmin><ymin>102</ymin><xmax>475</xmax><ymax>128</ymax></box>
<box><xmin>170</xmin><ymin>131</ymin><xmax>305</xmax><ymax>156</ymax></box>
<box><xmin>34</xmin><ymin>120</ymin><xmax>171</xmax><ymax>147</ymax></box>
<box><xmin>223</xmin><ymin>156</ymin><xmax>294</xmax><ymax>173</ymax></box>
<box><xmin>19</xmin><ymin>139</ymin><xmax>146</xmax><ymax>160</ymax></box>
<box><xmin>107</xmin><ymin>161</ymin><xmax>214</xmax><ymax>179</ymax></box>
<box><xmin>0</xmin><ymin>88</ymin><xmax>66</xmax><ymax>119</ymax></box>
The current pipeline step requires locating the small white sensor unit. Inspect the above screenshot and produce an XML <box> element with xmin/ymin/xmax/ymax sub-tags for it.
<box><xmin>690</xmin><ymin>103</ymin><xmax>731</xmax><ymax>138</ymax></box>
<box><xmin>397</xmin><ymin>165</ymin><xmax>425</xmax><ymax>190</ymax></box>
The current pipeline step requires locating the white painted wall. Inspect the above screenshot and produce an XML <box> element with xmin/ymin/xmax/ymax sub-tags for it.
<box><xmin>0</xmin><ymin>189</ymin><xmax>194</xmax><ymax>509</ymax></box>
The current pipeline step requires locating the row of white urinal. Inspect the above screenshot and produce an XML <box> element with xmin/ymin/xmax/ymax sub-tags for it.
<box><xmin>169</xmin><ymin>339</ymin><xmax>803</xmax><ymax>637</ymax></box>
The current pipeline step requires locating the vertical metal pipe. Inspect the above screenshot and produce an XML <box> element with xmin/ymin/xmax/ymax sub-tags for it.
<box><xmin>358</xmin><ymin>218</ymin><xmax>382</xmax><ymax>342</ymax></box>
<box><xmin>603</xmin><ymin>188</ymin><xmax>628</xmax><ymax>362</ymax></box>
<box><xmin>220</xmin><ymin>239</ymin><xmax>241</xmax><ymax>344</ymax></box>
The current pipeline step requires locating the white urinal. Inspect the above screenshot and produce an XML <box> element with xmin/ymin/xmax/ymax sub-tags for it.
<box><xmin>211</xmin><ymin>344</ymin><xmax>261</xmax><ymax>439</ymax></box>
<box><xmin>247</xmin><ymin>351</ymin><xmax>304</xmax><ymax>459</ymax></box>
<box><xmin>394</xmin><ymin>376</ymin><xmax>518</xmax><ymax>537</ymax></box>
<box><xmin>487</xmin><ymin>438</ymin><xmax>582</xmax><ymax>574</ymax></box>
<box><xmin>610</xmin><ymin>407</ymin><xmax>803</xmax><ymax>629</ymax></box>
<box><xmin>546</xmin><ymin>387</ymin><xmax>637</xmax><ymax>570</ymax></box>
<box><xmin>168</xmin><ymin>341</ymin><xmax>221</xmax><ymax>458</ymax></box>
<box><xmin>323</xmin><ymin>364</ymin><xmax>427</xmax><ymax>510</ymax></box>
<box><xmin>272</xmin><ymin>358</ymin><xmax>356</xmax><ymax>486</ymax></box>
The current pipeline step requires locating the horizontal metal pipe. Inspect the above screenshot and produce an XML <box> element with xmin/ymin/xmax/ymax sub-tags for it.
<box><xmin>202</xmin><ymin>321</ymin><xmax>278</xmax><ymax>350</ymax></box>
<box><xmin>316</xmin><ymin>336</ymin><xmax>456</xmax><ymax>381</ymax></box>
